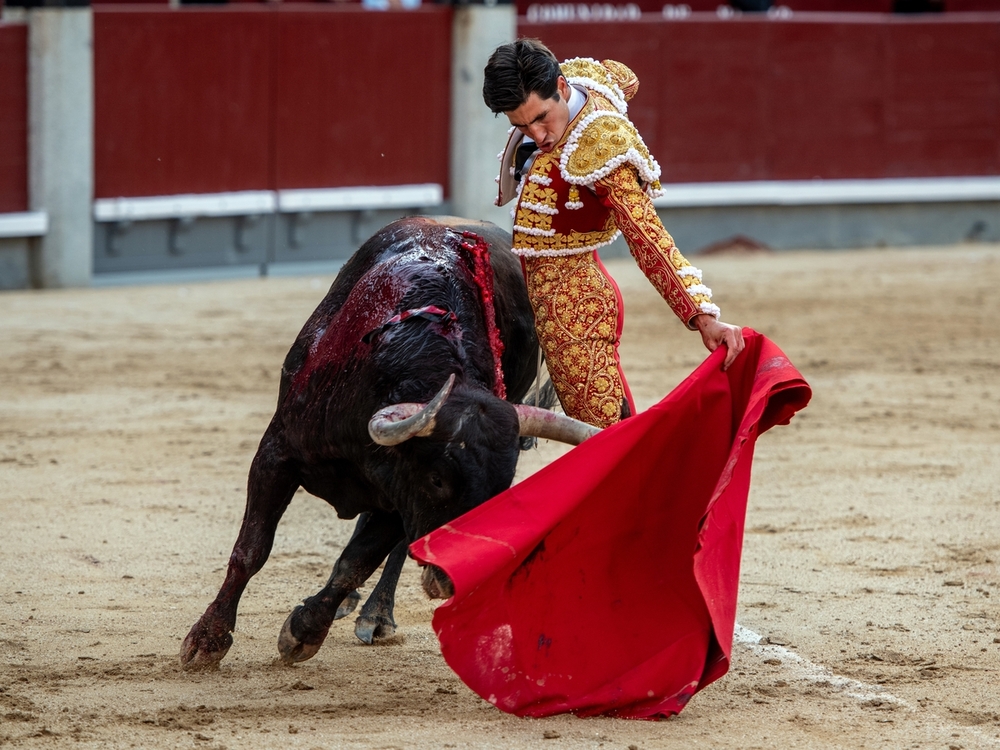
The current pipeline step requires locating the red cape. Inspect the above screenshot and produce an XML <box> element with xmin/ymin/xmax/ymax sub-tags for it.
<box><xmin>410</xmin><ymin>330</ymin><xmax>811</xmax><ymax>719</ymax></box>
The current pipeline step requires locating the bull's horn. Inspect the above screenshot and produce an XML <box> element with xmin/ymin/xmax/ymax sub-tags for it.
<box><xmin>368</xmin><ymin>374</ymin><xmax>456</xmax><ymax>446</ymax></box>
<box><xmin>514</xmin><ymin>404</ymin><xmax>601</xmax><ymax>446</ymax></box>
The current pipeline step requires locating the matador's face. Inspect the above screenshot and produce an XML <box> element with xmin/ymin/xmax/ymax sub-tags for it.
<box><xmin>504</xmin><ymin>76</ymin><xmax>573</xmax><ymax>155</ymax></box>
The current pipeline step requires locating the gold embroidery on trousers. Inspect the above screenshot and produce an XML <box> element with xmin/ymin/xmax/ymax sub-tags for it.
<box><xmin>524</xmin><ymin>254</ymin><xmax>626</xmax><ymax>428</ymax></box>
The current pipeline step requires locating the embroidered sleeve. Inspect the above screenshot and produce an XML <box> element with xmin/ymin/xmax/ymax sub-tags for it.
<box><xmin>594</xmin><ymin>166</ymin><xmax>721</xmax><ymax>328</ymax></box>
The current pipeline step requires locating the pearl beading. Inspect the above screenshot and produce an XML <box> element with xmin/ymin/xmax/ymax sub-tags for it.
<box><xmin>699</xmin><ymin>301</ymin><xmax>722</xmax><ymax>318</ymax></box>
<box><xmin>511</xmin><ymin>230</ymin><xmax>622</xmax><ymax>257</ymax></box>
<box><xmin>521</xmin><ymin>200</ymin><xmax>559</xmax><ymax>216</ymax></box>
<box><xmin>510</xmin><ymin>171</ymin><xmax>530</xmax><ymax>218</ymax></box>
<box><xmin>677</xmin><ymin>266</ymin><xmax>703</xmax><ymax>281</ymax></box>
<box><xmin>513</xmin><ymin>224</ymin><xmax>557</xmax><ymax>238</ymax></box>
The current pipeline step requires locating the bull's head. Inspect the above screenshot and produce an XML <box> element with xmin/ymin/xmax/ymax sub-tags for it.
<box><xmin>368</xmin><ymin>374</ymin><xmax>598</xmax><ymax>447</ymax></box>
<box><xmin>368</xmin><ymin>374</ymin><xmax>599</xmax><ymax>598</ymax></box>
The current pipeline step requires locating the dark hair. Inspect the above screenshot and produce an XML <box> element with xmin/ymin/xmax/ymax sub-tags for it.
<box><xmin>482</xmin><ymin>38</ymin><xmax>562</xmax><ymax>114</ymax></box>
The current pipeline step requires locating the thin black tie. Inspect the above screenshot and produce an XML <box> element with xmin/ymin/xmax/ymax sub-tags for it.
<box><xmin>514</xmin><ymin>141</ymin><xmax>539</xmax><ymax>182</ymax></box>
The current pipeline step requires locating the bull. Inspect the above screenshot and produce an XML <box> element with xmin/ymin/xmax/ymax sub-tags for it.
<box><xmin>180</xmin><ymin>216</ymin><xmax>596</xmax><ymax>669</ymax></box>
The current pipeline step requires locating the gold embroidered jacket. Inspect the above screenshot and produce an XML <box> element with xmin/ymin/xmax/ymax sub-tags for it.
<box><xmin>496</xmin><ymin>57</ymin><xmax>721</xmax><ymax>327</ymax></box>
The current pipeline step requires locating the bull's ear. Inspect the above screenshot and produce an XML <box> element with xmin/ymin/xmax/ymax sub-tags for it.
<box><xmin>368</xmin><ymin>374</ymin><xmax>456</xmax><ymax>446</ymax></box>
<box><xmin>514</xmin><ymin>405</ymin><xmax>600</xmax><ymax>446</ymax></box>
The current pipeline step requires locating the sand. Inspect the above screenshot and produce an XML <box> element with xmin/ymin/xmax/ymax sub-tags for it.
<box><xmin>1</xmin><ymin>242</ymin><xmax>999</xmax><ymax>749</ymax></box>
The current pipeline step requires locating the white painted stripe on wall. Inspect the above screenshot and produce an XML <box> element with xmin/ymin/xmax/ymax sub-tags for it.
<box><xmin>276</xmin><ymin>184</ymin><xmax>444</xmax><ymax>212</ymax></box>
<box><xmin>84</xmin><ymin>178</ymin><xmax>1000</xmax><ymax>223</ymax></box>
<box><xmin>0</xmin><ymin>211</ymin><xmax>48</xmax><ymax>238</ymax></box>
<box><xmin>94</xmin><ymin>191</ymin><xmax>277</xmax><ymax>222</ymax></box>
<box><xmin>653</xmin><ymin>176</ymin><xmax>1000</xmax><ymax>208</ymax></box>
<box><xmin>92</xmin><ymin>184</ymin><xmax>445</xmax><ymax>222</ymax></box>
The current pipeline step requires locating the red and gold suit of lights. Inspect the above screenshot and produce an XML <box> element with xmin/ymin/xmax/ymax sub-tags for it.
<box><xmin>496</xmin><ymin>58</ymin><xmax>720</xmax><ymax>428</ymax></box>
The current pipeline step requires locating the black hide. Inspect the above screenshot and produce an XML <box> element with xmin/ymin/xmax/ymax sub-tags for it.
<box><xmin>180</xmin><ymin>216</ymin><xmax>542</xmax><ymax>668</ymax></box>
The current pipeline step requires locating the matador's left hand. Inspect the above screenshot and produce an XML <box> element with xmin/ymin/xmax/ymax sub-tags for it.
<box><xmin>693</xmin><ymin>315</ymin><xmax>745</xmax><ymax>371</ymax></box>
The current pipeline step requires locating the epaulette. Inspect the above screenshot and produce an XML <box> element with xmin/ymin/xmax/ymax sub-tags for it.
<box><xmin>559</xmin><ymin>110</ymin><xmax>662</xmax><ymax>196</ymax></box>
<box><xmin>560</xmin><ymin>57</ymin><xmax>640</xmax><ymax>114</ymax></box>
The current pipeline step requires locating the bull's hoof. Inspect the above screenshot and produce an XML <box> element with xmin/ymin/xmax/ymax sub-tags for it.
<box><xmin>179</xmin><ymin>616</ymin><xmax>233</xmax><ymax>671</ymax></box>
<box><xmin>421</xmin><ymin>564</ymin><xmax>455</xmax><ymax>600</ymax></box>
<box><xmin>277</xmin><ymin>605</ymin><xmax>329</xmax><ymax>665</ymax></box>
<box><xmin>354</xmin><ymin>614</ymin><xmax>397</xmax><ymax>645</ymax></box>
<box><xmin>334</xmin><ymin>590</ymin><xmax>361</xmax><ymax>620</ymax></box>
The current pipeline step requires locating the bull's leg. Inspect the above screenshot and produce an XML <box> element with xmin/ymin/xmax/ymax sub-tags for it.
<box><xmin>354</xmin><ymin>539</ymin><xmax>407</xmax><ymax>644</ymax></box>
<box><xmin>180</xmin><ymin>431</ymin><xmax>298</xmax><ymax>670</ymax></box>
<box><xmin>331</xmin><ymin>512</ymin><xmax>371</xmax><ymax>621</ymax></box>
<box><xmin>277</xmin><ymin>510</ymin><xmax>404</xmax><ymax>664</ymax></box>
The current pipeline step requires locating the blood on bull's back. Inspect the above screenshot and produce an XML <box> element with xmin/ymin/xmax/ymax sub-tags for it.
<box><xmin>180</xmin><ymin>216</ymin><xmax>593</xmax><ymax>670</ymax></box>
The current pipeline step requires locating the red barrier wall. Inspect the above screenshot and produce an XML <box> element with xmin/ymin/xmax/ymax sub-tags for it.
<box><xmin>91</xmin><ymin>0</ymin><xmax>167</xmax><ymax>5</ymax></box>
<box><xmin>273</xmin><ymin>7</ymin><xmax>451</xmax><ymax>190</ymax></box>
<box><xmin>91</xmin><ymin>9</ymin><xmax>1000</xmax><ymax>198</ymax></box>
<box><xmin>522</xmin><ymin>15</ymin><xmax>1000</xmax><ymax>183</ymax></box>
<box><xmin>519</xmin><ymin>0</ymin><xmax>998</xmax><ymax>16</ymax></box>
<box><xmin>946</xmin><ymin>0</ymin><xmax>1000</xmax><ymax>9</ymax></box>
<box><xmin>0</xmin><ymin>23</ymin><xmax>28</xmax><ymax>213</ymax></box>
<box><xmin>93</xmin><ymin>6</ymin><xmax>451</xmax><ymax>200</ymax></box>
<box><xmin>770</xmin><ymin>0</ymin><xmax>893</xmax><ymax>10</ymax></box>
<box><xmin>94</xmin><ymin>8</ymin><xmax>272</xmax><ymax>198</ymax></box>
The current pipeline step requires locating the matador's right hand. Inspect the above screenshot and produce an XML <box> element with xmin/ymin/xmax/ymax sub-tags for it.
<box><xmin>693</xmin><ymin>315</ymin><xmax>745</xmax><ymax>370</ymax></box>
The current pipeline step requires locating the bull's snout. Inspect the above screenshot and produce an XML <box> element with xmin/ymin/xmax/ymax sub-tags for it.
<box><xmin>421</xmin><ymin>564</ymin><xmax>455</xmax><ymax>600</ymax></box>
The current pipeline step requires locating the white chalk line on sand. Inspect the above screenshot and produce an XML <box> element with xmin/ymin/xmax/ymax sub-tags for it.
<box><xmin>734</xmin><ymin>623</ymin><xmax>1000</xmax><ymax>748</ymax></box>
<box><xmin>733</xmin><ymin>623</ymin><xmax>914</xmax><ymax>708</ymax></box>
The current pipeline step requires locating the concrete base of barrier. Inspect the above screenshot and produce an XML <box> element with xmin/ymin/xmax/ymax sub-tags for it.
<box><xmin>87</xmin><ymin>198</ymin><xmax>1000</xmax><ymax>285</ymax></box>
<box><xmin>593</xmin><ymin>200</ymin><xmax>1000</xmax><ymax>259</ymax></box>
<box><xmin>0</xmin><ymin>238</ymin><xmax>32</xmax><ymax>291</ymax></box>
<box><xmin>91</xmin><ymin>205</ymin><xmax>445</xmax><ymax>277</ymax></box>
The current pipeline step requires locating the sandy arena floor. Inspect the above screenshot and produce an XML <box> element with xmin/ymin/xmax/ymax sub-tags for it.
<box><xmin>1</xmin><ymin>242</ymin><xmax>999</xmax><ymax>749</ymax></box>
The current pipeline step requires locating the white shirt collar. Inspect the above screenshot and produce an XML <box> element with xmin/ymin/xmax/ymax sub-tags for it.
<box><xmin>567</xmin><ymin>83</ymin><xmax>586</xmax><ymax>123</ymax></box>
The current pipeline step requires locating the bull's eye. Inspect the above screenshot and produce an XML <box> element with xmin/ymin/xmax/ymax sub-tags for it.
<box><xmin>429</xmin><ymin>472</ymin><xmax>444</xmax><ymax>489</ymax></box>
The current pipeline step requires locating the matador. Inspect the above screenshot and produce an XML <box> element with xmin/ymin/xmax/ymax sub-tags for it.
<box><xmin>483</xmin><ymin>39</ymin><xmax>745</xmax><ymax>428</ymax></box>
